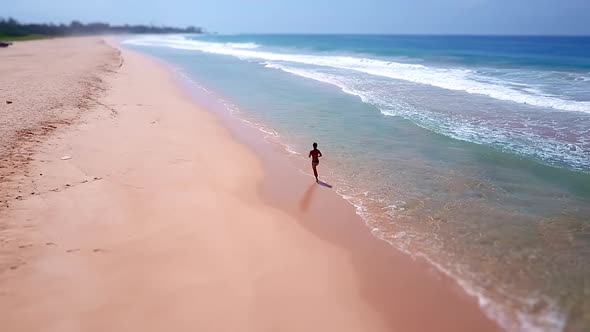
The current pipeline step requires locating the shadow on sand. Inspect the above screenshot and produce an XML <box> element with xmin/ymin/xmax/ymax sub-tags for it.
<box><xmin>299</xmin><ymin>184</ymin><xmax>317</xmax><ymax>212</ymax></box>
<box><xmin>299</xmin><ymin>180</ymin><xmax>333</xmax><ymax>212</ymax></box>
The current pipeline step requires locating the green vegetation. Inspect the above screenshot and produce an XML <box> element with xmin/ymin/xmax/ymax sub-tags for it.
<box><xmin>0</xmin><ymin>17</ymin><xmax>203</xmax><ymax>41</ymax></box>
<box><xmin>0</xmin><ymin>34</ymin><xmax>48</xmax><ymax>42</ymax></box>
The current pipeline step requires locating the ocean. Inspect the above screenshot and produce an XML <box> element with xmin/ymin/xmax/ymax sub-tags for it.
<box><xmin>123</xmin><ymin>34</ymin><xmax>590</xmax><ymax>332</ymax></box>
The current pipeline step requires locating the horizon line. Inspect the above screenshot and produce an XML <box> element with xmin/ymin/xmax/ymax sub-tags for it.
<box><xmin>4</xmin><ymin>17</ymin><xmax>589</xmax><ymax>37</ymax></box>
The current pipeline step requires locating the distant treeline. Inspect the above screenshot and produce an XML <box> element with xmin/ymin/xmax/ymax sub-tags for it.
<box><xmin>0</xmin><ymin>17</ymin><xmax>202</xmax><ymax>37</ymax></box>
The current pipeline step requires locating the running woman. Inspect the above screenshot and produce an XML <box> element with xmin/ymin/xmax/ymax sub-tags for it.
<box><xmin>309</xmin><ymin>142</ymin><xmax>322</xmax><ymax>182</ymax></box>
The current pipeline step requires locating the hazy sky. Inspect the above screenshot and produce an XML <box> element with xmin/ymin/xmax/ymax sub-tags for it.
<box><xmin>4</xmin><ymin>0</ymin><xmax>590</xmax><ymax>35</ymax></box>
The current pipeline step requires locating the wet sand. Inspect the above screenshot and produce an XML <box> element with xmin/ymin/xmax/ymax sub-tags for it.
<box><xmin>0</xmin><ymin>37</ymin><xmax>501</xmax><ymax>332</ymax></box>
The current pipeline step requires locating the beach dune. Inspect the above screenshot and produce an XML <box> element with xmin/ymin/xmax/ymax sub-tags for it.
<box><xmin>0</xmin><ymin>38</ymin><xmax>500</xmax><ymax>332</ymax></box>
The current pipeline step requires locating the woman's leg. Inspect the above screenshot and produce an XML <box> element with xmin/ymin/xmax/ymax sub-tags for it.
<box><xmin>312</xmin><ymin>162</ymin><xmax>319</xmax><ymax>181</ymax></box>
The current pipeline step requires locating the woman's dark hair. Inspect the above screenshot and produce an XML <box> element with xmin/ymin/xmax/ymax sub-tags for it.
<box><xmin>313</xmin><ymin>142</ymin><xmax>318</xmax><ymax>149</ymax></box>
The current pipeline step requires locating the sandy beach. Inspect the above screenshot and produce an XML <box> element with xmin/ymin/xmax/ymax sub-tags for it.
<box><xmin>0</xmin><ymin>37</ymin><xmax>502</xmax><ymax>332</ymax></box>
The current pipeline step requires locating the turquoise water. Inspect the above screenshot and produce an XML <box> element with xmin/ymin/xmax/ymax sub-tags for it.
<box><xmin>123</xmin><ymin>35</ymin><xmax>590</xmax><ymax>332</ymax></box>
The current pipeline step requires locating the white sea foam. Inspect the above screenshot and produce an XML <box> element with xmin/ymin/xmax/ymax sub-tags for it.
<box><xmin>123</xmin><ymin>35</ymin><xmax>590</xmax><ymax>113</ymax></box>
<box><xmin>226</xmin><ymin>42</ymin><xmax>259</xmax><ymax>49</ymax></box>
<box><xmin>331</xmin><ymin>180</ymin><xmax>568</xmax><ymax>332</ymax></box>
<box><xmin>262</xmin><ymin>62</ymin><xmax>590</xmax><ymax>172</ymax></box>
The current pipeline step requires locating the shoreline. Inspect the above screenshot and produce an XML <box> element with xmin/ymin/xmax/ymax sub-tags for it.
<box><xmin>141</xmin><ymin>38</ymin><xmax>589</xmax><ymax>332</ymax></box>
<box><xmin>175</xmin><ymin>68</ymin><xmax>562</xmax><ymax>332</ymax></box>
<box><xmin>132</xmin><ymin>44</ymin><xmax>505</xmax><ymax>331</ymax></box>
<box><xmin>1</xmin><ymin>37</ymin><xmax>501</xmax><ymax>332</ymax></box>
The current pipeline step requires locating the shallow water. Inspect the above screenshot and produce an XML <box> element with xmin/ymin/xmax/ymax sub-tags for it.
<box><xmin>124</xmin><ymin>35</ymin><xmax>590</xmax><ymax>332</ymax></box>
